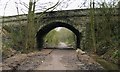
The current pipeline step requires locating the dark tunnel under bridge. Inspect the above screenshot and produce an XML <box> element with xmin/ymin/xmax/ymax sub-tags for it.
<box><xmin>36</xmin><ymin>22</ymin><xmax>82</xmax><ymax>50</ymax></box>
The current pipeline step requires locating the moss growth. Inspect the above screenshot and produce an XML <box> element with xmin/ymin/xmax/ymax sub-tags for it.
<box><xmin>91</xmin><ymin>54</ymin><xmax>119</xmax><ymax>70</ymax></box>
<box><xmin>102</xmin><ymin>48</ymin><xmax>118</xmax><ymax>64</ymax></box>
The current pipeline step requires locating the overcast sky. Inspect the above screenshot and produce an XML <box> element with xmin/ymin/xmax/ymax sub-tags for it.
<box><xmin>0</xmin><ymin>0</ymin><xmax>119</xmax><ymax>16</ymax></box>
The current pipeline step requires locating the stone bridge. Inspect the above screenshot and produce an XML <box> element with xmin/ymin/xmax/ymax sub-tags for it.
<box><xmin>1</xmin><ymin>8</ymin><xmax>118</xmax><ymax>50</ymax></box>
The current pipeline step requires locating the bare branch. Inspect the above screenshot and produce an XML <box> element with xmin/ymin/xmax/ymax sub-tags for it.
<box><xmin>36</xmin><ymin>0</ymin><xmax>60</xmax><ymax>27</ymax></box>
<box><xmin>15</xmin><ymin>2</ymin><xmax>20</xmax><ymax>15</ymax></box>
<box><xmin>18</xmin><ymin>0</ymin><xmax>29</xmax><ymax>9</ymax></box>
<box><xmin>20</xmin><ymin>9</ymin><xmax>26</xmax><ymax>14</ymax></box>
<box><xmin>2</xmin><ymin>0</ymin><xmax>11</xmax><ymax>26</ymax></box>
<box><xmin>43</xmin><ymin>1</ymin><xmax>60</xmax><ymax>12</ymax></box>
<box><xmin>78</xmin><ymin>0</ymin><xmax>87</xmax><ymax>8</ymax></box>
<box><xmin>3</xmin><ymin>0</ymin><xmax>11</xmax><ymax>16</ymax></box>
<box><xmin>19</xmin><ymin>2</ymin><xmax>29</xmax><ymax>9</ymax></box>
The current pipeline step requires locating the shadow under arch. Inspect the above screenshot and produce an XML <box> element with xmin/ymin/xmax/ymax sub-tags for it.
<box><xmin>36</xmin><ymin>22</ymin><xmax>81</xmax><ymax>50</ymax></box>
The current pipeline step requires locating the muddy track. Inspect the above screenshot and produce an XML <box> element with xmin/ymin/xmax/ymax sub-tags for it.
<box><xmin>1</xmin><ymin>49</ymin><xmax>104</xmax><ymax>70</ymax></box>
<box><xmin>35</xmin><ymin>49</ymin><xmax>103</xmax><ymax>70</ymax></box>
<box><xmin>16</xmin><ymin>49</ymin><xmax>55</xmax><ymax>70</ymax></box>
<box><xmin>15</xmin><ymin>49</ymin><xmax>55</xmax><ymax>70</ymax></box>
<box><xmin>1</xmin><ymin>49</ymin><xmax>54</xmax><ymax>70</ymax></box>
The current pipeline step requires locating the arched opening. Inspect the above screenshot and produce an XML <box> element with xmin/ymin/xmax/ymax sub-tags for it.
<box><xmin>36</xmin><ymin>22</ymin><xmax>81</xmax><ymax>50</ymax></box>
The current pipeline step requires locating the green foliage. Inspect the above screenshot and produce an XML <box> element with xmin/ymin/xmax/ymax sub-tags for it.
<box><xmin>95</xmin><ymin>3</ymin><xmax>119</xmax><ymax>54</ymax></box>
<box><xmin>4</xmin><ymin>25</ymin><xmax>26</xmax><ymax>52</ymax></box>
<box><xmin>44</xmin><ymin>29</ymin><xmax>59</xmax><ymax>47</ymax></box>
<box><xmin>84</xmin><ymin>1</ymin><xmax>119</xmax><ymax>66</ymax></box>
<box><xmin>57</xmin><ymin>28</ymin><xmax>75</xmax><ymax>45</ymax></box>
<box><xmin>112</xmin><ymin>50</ymin><xmax>120</xmax><ymax>59</ymax></box>
<box><xmin>84</xmin><ymin>1</ymin><xmax>119</xmax><ymax>54</ymax></box>
<box><xmin>92</xmin><ymin>55</ymin><xmax>119</xmax><ymax>70</ymax></box>
<box><xmin>44</xmin><ymin>27</ymin><xmax>76</xmax><ymax>47</ymax></box>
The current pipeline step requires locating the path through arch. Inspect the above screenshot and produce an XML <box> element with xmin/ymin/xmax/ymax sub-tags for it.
<box><xmin>36</xmin><ymin>22</ymin><xmax>81</xmax><ymax>50</ymax></box>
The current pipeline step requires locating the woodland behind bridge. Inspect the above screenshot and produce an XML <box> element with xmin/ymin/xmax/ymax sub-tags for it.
<box><xmin>1</xmin><ymin>0</ymin><xmax>120</xmax><ymax>70</ymax></box>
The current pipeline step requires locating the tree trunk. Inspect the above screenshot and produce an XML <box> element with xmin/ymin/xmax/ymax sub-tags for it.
<box><xmin>90</xmin><ymin>0</ymin><xmax>96</xmax><ymax>53</ymax></box>
<box><xmin>25</xmin><ymin>0</ymin><xmax>36</xmax><ymax>52</ymax></box>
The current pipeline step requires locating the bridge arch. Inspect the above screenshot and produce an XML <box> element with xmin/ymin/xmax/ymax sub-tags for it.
<box><xmin>36</xmin><ymin>21</ymin><xmax>82</xmax><ymax>50</ymax></box>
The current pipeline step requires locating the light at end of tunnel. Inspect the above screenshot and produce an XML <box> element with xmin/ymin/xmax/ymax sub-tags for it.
<box><xmin>55</xmin><ymin>27</ymin><xmax>62</xmax><ymax>31</ymax></box>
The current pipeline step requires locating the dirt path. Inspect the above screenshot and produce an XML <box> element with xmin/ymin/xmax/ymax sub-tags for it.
<box><xmin>35</xmin><ymin>49</ymin><xmax>75</xmax><ymax>70</ymax></box>
<box><xmin>1</xmin><ymin>49</ymin><xmax>104</xmax><ymax>70</ymax></box>
<box><xmin>35</xmin><ymin>49</ymin><xmax>103</xmax><ymax>70</ymax></box>
<box><xmin>35</xmin><ymin>51</ymin><xmax>66</xmax><ymax>70</ymax></box>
